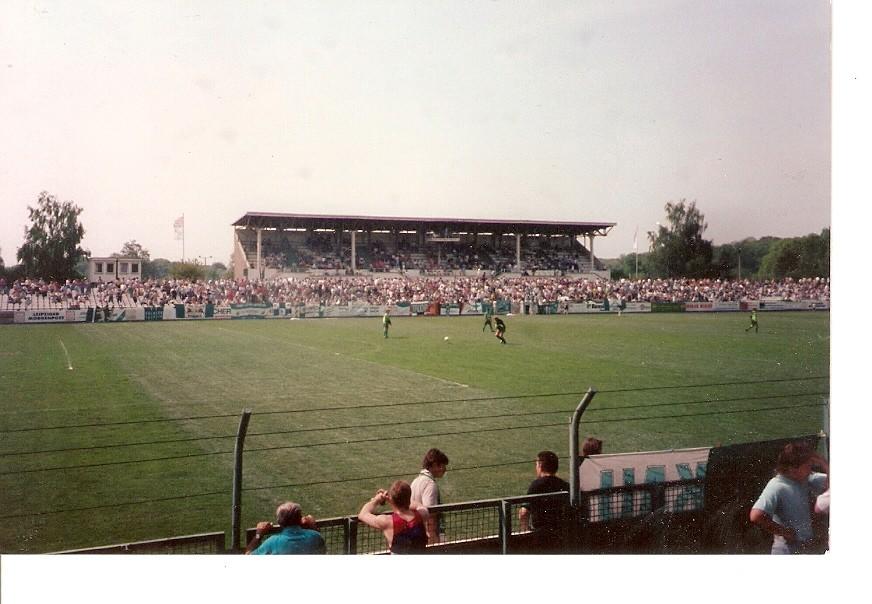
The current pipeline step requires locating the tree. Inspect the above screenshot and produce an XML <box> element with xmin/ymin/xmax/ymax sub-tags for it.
<box><xmin>169</xmin><ymin>261</ymin><xmax>205</xmax><ymax>281</ymax></box>
<box><xmin>143</xmin><ymin>258</ymin><xmax>171</xmax><ymax>279</ymax></box>
<box><xmin>114</xmin><ymin>240</ymin><xmax>151</xmax><ymax>261</ymax></box>
<box><xmin>647</xmin><ymin>199</ymin><xmax>713</xmax><ymax>278</ymax></box>
<box><xmin>758</xmin><ymin>229</ymin><xmax>829</xmax><ymax>279</ymax></box>
<box><xmin>17</xmin><ymin>191</ymin><xmax>89</xmax><ymax>281</ymax></box>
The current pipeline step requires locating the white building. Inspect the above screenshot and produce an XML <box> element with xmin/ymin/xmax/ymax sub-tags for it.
<box><xmin>87</xmin><ymin>257</ymin><xmax>142</xmax><ymax>283</ymax></box>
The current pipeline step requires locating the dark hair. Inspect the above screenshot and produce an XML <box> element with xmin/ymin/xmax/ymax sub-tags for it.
<box><xmin>388</xmin><ymin>480</ymin><xmax>412</xmax><ymax>509</ymax></box>
<box><xmin>275</xmin><ymin>501</ymin><xmax>302</xmax><ymax>527</ymax></box>
<box><xmin>537</xmin><ymin>450</ymin><xmax>559</xmax><ymax>474</ymax></box>
<box><xmin>422</xmin><ymin>448</ymin><xmax>449</xmax><ymax>470</ymax></box>
<box><xmin>776</xmin><ymin>442</ymin><xmax>815</xmax><ymax>474</ymax></box>
<box><xmin>582</xmin><ymin>437</ymin><xmax>603</xmax><ymax>457</ymax></box>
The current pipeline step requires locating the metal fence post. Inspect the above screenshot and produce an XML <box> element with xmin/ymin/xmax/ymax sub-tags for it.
<box><xmin>569</xmin><ymin>388</ymin><xmax>597</xmax><ymax>508</ymax></box>
<box><xmin>231</xmin><ymin>409</ymin><xmax>252</xmax><ymax>552</ymax></box>
<box><xmin>347</xmin><ymin>517</ymin><xmax>359</xmax><ymax>555</ymax></box>
<box><xmin>499</xmin><ymin>499</ymin><xmax>512</xmax><ymax>555</ymax></box>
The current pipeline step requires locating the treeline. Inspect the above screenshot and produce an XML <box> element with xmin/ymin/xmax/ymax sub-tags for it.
<box><xmin>610</xmin><ymin>231</ymin><xmax>830</xmax><ymax>281</ymax></box>
<box><xmin>608</xmin><ymin>200</ymin><xmax>829</xmax><ymax>281</ymax></box>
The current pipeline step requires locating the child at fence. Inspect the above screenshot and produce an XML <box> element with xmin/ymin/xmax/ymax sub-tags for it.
<box><xmin>358</xmin><ymin>481</ymin><xmax>430</xmax><ymax>554</ymax></box>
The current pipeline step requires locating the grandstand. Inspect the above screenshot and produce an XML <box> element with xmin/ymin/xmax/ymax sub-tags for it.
<box><xmin>230</xmin><ymin>212</ymin><xmax>616</xmax><ymax>279</ymax></box>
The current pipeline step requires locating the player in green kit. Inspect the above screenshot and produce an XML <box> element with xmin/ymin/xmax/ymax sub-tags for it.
<box><xmin>482</xmin><ymin>302</ymin><xmax>494</xmax><ymax>332</ymax></box>
<box><xmin>383</xmin><ymin>309</ymin><xmax>392</xmax><ymax>338</ymax></box>
<box><xmin>745</xmin><ymin>308</ymin><xmax>758</xmax><ymax>333</ymax></box>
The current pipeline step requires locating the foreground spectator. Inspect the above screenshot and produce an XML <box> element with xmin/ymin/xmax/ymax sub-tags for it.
<box><xmin>358</xmin><ymin>481</ymin><xmax>430</xmax><ymax>554</ymax></box>
<box><xmin>749</xmin><ymin>442</ymin><xmax>828</xmax><ymax>554</ymax></box>
<box><xmin>518</xmin><ymin>450</ymin><xmax>570</xmax><ymax>553</ymax></box>
<box><xmin>246</xmin><ymin>501</ymin><xmax>325</xmax><ymax>554</ymax></box>
<box><xmin>410</xmin><ymin>448</ymin><xmax>449</xmax><ymax>543</ymax></box>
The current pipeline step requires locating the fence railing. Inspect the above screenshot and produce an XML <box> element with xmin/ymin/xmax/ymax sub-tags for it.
<box><xmin>55</xmin><ymin>531</ymin><xmax>226</xmax><ymax>555</ymax></box>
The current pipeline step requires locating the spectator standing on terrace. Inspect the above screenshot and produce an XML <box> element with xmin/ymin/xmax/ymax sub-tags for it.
<box><xmin>494</xmin><ymin>316</ymin><xmax>507</xmax><ymax>344</ymax></box>
<box><xmin>518</xmin><ymin>450</ymin><xmax>570</xmax><ymax>553</ymax></box>
<box><xmin>246</xmin><ymin>501</ymin><xmax>325</xmax><ymax>555</ymax></box>
<box><xmin>359</xmin><ymin>481</ymin><xmax>430</xmax><ymax>554</ymax></box>
<box><xmin>749</xmin><ymin>442</ymin><xmax>828</xmax><ymax>554</ymax></box>
<box><xmin>581</xmin><ymin>437</ymin><xmax>603</xmax><ymax>460</ymax></box>
<box><xmin>411</xmin><ymin>447</ymin><xmax>450</xmax><ymax>543</ymax></box>
<box><xmin>383</xmin><ymin>308</ymin><xmax>391</xmax><ymax>338</ymax></box>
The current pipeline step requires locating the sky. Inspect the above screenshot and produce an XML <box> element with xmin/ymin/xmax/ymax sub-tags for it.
<box><xmin>0</xmin><ymin>1</ymin><xmax>835</xmax><ymax>267</ymax></box>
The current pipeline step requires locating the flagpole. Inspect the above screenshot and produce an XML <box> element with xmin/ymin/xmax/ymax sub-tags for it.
<box><xmin>182</xmin><ymin>213</ymin><xmax>185</xmax><ymax>262</ymax></box>
<box><xmin>634</xmin><ymin>225</ymin><xmax>639</xmax><ymax>280</ymax></box>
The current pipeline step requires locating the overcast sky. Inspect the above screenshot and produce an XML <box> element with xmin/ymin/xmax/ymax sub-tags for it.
<box><xmin>0</xmin><ymin>1</ymin><xmax>835</xmax><ymax>267</ymax></box>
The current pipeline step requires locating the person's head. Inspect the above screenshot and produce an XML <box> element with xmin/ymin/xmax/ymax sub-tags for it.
<box><xmin>275</xmin><ymin>501</ymin><xmax>303</xmax><ymax>527</ymax></box>
<box><xmin>776</xmin><ymin>442</ymin><xmax>816</xmax><ymax>480</ymax></box>
<box><xmin>388</xmin><ymin>480</ymin><xmax>412</xmax><ymax>509</ymax></box>
<box><xmin>422</xmin><ymin>448</ymin><xmax>450</xmax><ymax>477</ymax></box>
<box><xmin>536</xmin><ymin>450</ymin><xmax>559</xmax><ymax>475</ymax></box>
<box><xmin>582</xmin><ymin>437</ymin><xmax>603</xmax><ymax>457</ymax></box>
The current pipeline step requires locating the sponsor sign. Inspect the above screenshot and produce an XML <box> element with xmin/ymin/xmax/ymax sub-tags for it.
<box><xmin>410</xmin><ymin>302</ymin><xmax>429</xmax><ymax>316</ymax></box>
<box><xmin>580</xmin><ymin>447</ymin><xmax>711</xmax><ymax>521</ymax></box>
<box><xmin>684</xmin><ymin>301</ymin><xmax>740</xmax><ymax>312</ymax></box>
<box><xmin>0</xmin><ymin>311</ymin><xmax>14</xmax><ymax>324</ymax></box>
<box><xmin>230</xmin><ymin>303</ymin><xmax>273</xmax><ymax>319</ymax></box>
<box><xmin>651</xmin><ymin>302</ymin><xmax>685</xmax><ymax>313</ymax></box>
<box><xmin>143</xmin><ymin>307</ymin><xmax>164</xmax><ymax>321</ymax></box>
<box><xmin>213</xmin><ymin>305</ymin><xmax>232</xmax><ymax>319</ymax></box>
<box><xmin>23</xmin><ymin>310</ymin><xmax>66</xmax><ymax>323</ymax></box>
<box><xmin>185</xmin><ymin>304</ymin><xmax>205</xmax><ymax>319</ymax></box>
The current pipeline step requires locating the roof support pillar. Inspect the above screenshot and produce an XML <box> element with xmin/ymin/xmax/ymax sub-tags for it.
<box><xmin>516</xmin><ymin>233</ymin><xmax>521</xmax><ymax>270</ymax></box>
<box><xmin>256</xmin><ymin>228</ymin><xmax>262</xmax><ymax>279</ymax></box>
<box><xmin>351</xmin><ymin>230</ymin><xmax>357</xmax><ymax>274</ymax></box>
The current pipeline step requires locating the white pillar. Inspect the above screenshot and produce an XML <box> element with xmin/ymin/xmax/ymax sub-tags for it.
<box><xmin>588</xmin><ymin>234</ymin><xmax>595</xmax><ymax>269</ymax></box>
<box><xmin>256</xmin><ymin>228</ymin><xmax>262</xmax><ymax>279</ymax></box>
<box><xmin>351</xmin><ymin>230</ymin><xmax>357</xmax><ymax>273</ymax></box>
<box><xmin>515</xmin><ymin>234</ymin><xmax>521</xmax><ymax>269</ymax></box>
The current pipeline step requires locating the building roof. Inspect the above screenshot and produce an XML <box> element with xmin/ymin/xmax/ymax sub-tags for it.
<box><xmin>231</xmin><ymin>212</ymin><xmax>615</xmax><ymax>236</ymax></box>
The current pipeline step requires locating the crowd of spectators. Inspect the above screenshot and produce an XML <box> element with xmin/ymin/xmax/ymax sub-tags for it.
<box><xmin>0</xmin><ymin>274</ymin><xmax>830</xmax><ymax>310</ymax></box>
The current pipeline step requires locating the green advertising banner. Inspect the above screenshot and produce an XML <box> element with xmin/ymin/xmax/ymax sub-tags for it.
<box><xmin>651</xmin><ymin>302</ymin><xmax>685</xmax><ymax>313</ymax></box>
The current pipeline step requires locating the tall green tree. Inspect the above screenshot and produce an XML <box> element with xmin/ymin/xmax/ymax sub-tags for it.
<box><xmin>17</xmin><ymin>191</ymin><xmax>89</xmax><ymax>280</ymax></box>
<box><xmin>114</xmin><ymin>240</ymin><xmax>151</xmax><ymax>261</ymax></box>
<box><xmin>647</xmin><ymin>199</ymin><xmax>713</xmax><ymax>278</ymax></box>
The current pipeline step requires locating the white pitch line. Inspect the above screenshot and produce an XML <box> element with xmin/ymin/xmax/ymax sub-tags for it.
<box><xmin>59</xmin><ymin>339</ymin><xmax>74</xmax><ymax>371</ymax></box>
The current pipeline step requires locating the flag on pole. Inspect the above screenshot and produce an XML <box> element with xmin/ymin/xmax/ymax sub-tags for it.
<box><xmin>174</xmin><ymin>216</ymin><xmax>184</xmax><ymax>240</ymax></box>
<box><xmin>633</xmin><ymin>226</ymin><xmax>638</xmax><ymax>252</ymax></box>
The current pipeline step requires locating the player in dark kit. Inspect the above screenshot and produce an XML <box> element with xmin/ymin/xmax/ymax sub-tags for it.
<box><xmin>494</xmin><ymin>316</ymin><xmax>507</xmax><ymax>344</ymax></box>
<box><xmin>745</xmin><ymin>308</ymin><xmax>758</xmax><ymax>333</ymax></box>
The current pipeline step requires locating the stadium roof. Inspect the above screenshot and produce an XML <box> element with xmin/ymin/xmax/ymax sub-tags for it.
<box><xmin>232</xmin><ymin>212</ymin><xmax>615</xmax><ymax>236</ymax></box>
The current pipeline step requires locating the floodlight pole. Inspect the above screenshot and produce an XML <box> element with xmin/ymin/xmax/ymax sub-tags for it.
<box><xmin>569</xmin><ymin>388</ymin><xmax>597</xmax><ymax>508</ymax></box>
<box><xmin>231</xmin><ymin>409</ymin><xmax>252</xmax><ymax>551</ymax></box>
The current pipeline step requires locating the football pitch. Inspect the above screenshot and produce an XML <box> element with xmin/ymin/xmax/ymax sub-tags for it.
<box><xmin>0</xmin><ymin>311</ymin><xmax>829</xmax><ymax>553</ymax></box>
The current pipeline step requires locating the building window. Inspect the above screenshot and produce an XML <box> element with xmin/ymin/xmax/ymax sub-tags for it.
<box><xmin>106</xmin><ymin>263</ymin><xmax>114</xmax><ymax>273</ymax></box>
<box><xmin>132</xmin><ymin>263</ymin><xmax>139</xmax><ymax>273</ymax></box>
<box><xmin>120</xmin><ymin>262</ymin><xmax>129</xmax><ymax>274</ymax></box>
<box><xmin>95</xmin><ymin>262</ymin><xmax>103</xmax><ymax>273</ymax></box>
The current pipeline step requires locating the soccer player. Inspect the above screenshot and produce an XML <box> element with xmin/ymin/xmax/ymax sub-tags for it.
<box><xmin>383</xmin><ymin>308</ymin><xmax>392</xmax><ymax>338</ymax></box>
<box><xmin>745</xmin><ymin>308</ymin><xmax>758</xmax><ymax>333</ymax></box>
<box><xmin>482</xmin><ymin>302</ymin><xmax>494</xmax><ymax>332</ymax></box>
<box><xmin>494</xmin><ymin>316</ymin><xmax>507</xmax><ymax>344</ymax></box>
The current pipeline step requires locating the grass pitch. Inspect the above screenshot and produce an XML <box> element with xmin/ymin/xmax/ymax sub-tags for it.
<box><xmin>0</xmin><ymin>311</ymin><xmax>829</xmax><ymax>553</ymax></box>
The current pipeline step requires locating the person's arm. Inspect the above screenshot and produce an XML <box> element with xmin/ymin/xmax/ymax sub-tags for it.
<box><xmin>518</xmin><ymin>506</ymin><xmax>530</xmax><ymax>532</ymax></box>
<box><xmin>358</xmin><ymin>490</ymin><xmax>391</xmax><ymax>531</ymax></box>
<box><xmin>245</xmin><ymin>521</ymin><xmax>276</xmax><ymax>554</ymax></box>
<box><xmin>749</xmin><ymin>508</ymin><xmax>797</xmax><ymax>544</ymax></box>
